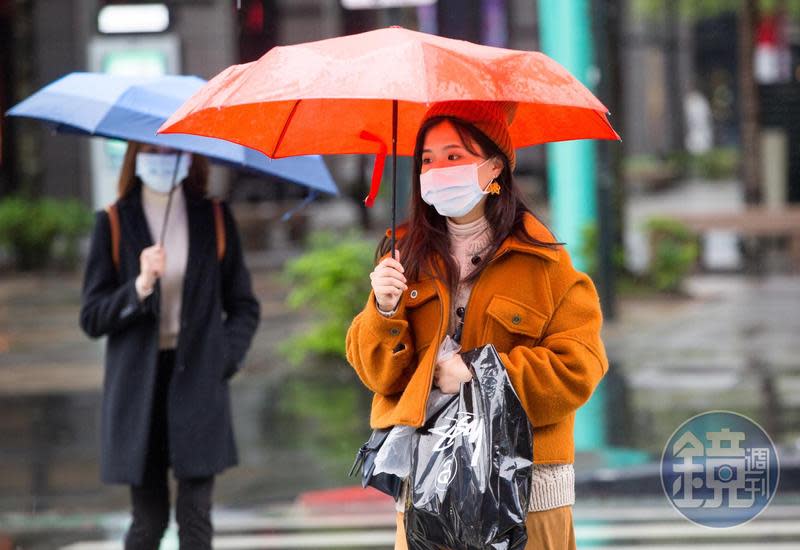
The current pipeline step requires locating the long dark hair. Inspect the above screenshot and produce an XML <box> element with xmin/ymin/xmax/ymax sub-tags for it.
<box><xmin>117</xmin><ymin>141</ymin><xmax>209</xmax><ymax>199</ymax></box>
<box><xmin>378</xmin><ymin>116</ymin><xmax>561</xmax><ymax>291</ymax></box>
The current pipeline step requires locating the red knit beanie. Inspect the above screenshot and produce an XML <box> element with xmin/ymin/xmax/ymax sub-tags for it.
<box><xmin>421</xmin><ymin>100</ymin><xmax>518</xmax><ymax>171</ymax></box>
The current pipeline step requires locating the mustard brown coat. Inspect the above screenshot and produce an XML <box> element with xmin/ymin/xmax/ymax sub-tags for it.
<box><xmin>345</xmin><ymin>213</ymin><xmax>608</xmax><ymax>465</ymax></box>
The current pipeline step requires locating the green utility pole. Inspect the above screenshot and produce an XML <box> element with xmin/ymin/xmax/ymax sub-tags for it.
<box><xmin>538</xmin><ymin>0</ymin><xmax>606</xmax><ymax>453</ymax></box>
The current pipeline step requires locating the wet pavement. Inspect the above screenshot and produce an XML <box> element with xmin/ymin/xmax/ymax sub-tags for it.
<box><xmin>3</xmin><ymin>263</ymin><xmax>800</xmax><ymax>545</ymax></box>
<box><xmin>6</xmin><ymin>499</ymin><xmax>800</xmax><ymax>549</ymax></box>
<box><xmin>2</xmin><ymin>193</ymin><xmax>800</xmax><ymax>547</ymax></box>
<box><xmin>601</xmin><ymin>274</ymin><xmax>800</xmax><ymax>458</ymax></box>
<box><xmin>0</xmin><ymin>256</ymin><xmax>369</xmax><ymax>515</ymax></box>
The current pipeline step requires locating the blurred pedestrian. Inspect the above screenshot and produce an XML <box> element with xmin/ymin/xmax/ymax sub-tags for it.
<box><xmin>346</xmin><ymin>101</ymin><xmax>609</xmax><ymax>550</ymax></box>
<box><xmin>80</xmin><ymin>142</ymin><xmax>260</xmax><ymax>550</ymax></box>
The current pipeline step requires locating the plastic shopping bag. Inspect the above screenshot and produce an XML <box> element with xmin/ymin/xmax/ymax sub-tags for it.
<box><xmin>404</xmin><ymin>344</ymin><xmax>533</xmax><ymax>550</ymax></box>
<box><xmin>373</xmin><ymin>336</ymin><xmax>462</xmax><ymax>479</ymax></box>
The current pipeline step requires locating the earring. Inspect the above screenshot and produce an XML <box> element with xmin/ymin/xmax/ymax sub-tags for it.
<box><xmin>486</xmin><ymin>179</ymin><xmax>501</xmax><ymax>195</ymax></box>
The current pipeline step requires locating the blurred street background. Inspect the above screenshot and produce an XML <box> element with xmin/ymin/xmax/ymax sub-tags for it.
<box><xmin>1</xmin><ymin>0</ymin><xmax>800</xmax><ymax>548</ymax></box>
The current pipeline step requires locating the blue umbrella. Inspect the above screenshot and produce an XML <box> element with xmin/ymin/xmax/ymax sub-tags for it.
<box><xmin>6</xmin><ymin>72</ymin><xmax>339</xmax><ymax>197</ymax></box>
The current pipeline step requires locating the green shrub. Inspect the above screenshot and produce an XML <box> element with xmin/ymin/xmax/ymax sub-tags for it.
<box><xmin>281</xmin><ymin>231</ymin><xmax>375</xmax><ymax>364</ymax></box>
<box><xmin>0</xmin><ymin>196</ymin><xmax>92</xmax><ymax>270</ymax></box>
<box><xmin>645</xmin><ymin>217</ymin><xmax>699</xmax><ymax>292</ymax></box>
<box><xmin>623</xmin><ymin>154</ymin><xmax>683</xmax><ymax>188</ymax></box>
<box><xmin>276</xmin><ymin>369</ymin><xmax>369</xmax><ymax>469</ymax></box>
<box><xmin>689</xmin><ymin>147</ymin><xmax>739</xmax><ymax>180</ymax></box>
<box><xmin>624</xmin><ymin>148</ymin><xmax>739</xmax><ymax>184</ymax></box>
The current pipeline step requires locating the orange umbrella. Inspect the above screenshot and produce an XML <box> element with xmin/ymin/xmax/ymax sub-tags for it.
<box><xmin>159</xmin><ymin>26</ymin><xmax>619</xmax><ymax>249</ymax></box>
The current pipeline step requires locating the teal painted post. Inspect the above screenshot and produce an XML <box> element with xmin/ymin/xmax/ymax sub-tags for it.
<box><xmin>537</xmin><ymin>0</ymin><xmax>607</xmax><ymax>452</ymax></box>
<box><xmin>537</xmin><ymin>0</ymin><xmax>597</xmax><ymax>272</ymax></box>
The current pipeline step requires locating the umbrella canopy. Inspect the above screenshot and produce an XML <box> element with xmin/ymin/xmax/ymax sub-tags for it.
<box><xmin>7</xmin><ymin>72</ymin><xmax>339</xmax><ymax>196</ymax></box>
<box><xmin>159</xmin><ymin>26</ymin><xmax>618</xmax><ymax>160</ymax></box>
<box><xmin>159</xmin><ymin>26</ymin><xmax>620</xmax><ymax>249</ymax></box>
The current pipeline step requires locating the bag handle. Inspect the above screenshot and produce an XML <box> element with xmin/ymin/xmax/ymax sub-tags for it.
<box><xmin>212</xmin><ymin>199</ymin><xmax>225</xmax><ymax>261</ymax></box>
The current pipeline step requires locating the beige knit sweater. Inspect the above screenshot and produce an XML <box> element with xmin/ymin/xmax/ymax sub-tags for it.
<box><xmin>136</xmin><ymin>184</ymin><xmax>188</xmax><ymax>350</ymax></box>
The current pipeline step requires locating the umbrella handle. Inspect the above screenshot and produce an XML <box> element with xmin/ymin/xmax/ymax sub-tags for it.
<box><xmin>391</xmin><ymin>100</ymin><xmax>398</xmax><ymax>257</ymax></box>
<box><xmin>158</xmin><ymin>152</ymin><xmax>183</xmax><ymax>247</ymax></box>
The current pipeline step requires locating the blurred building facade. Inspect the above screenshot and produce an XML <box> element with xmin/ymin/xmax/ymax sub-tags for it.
<box><xmin>2</xmin><ymin>1</ymin><xmax>800</xmax><ymax>207</ymax></box>
<box><xmin>0</xmin><ymin>0</ymin><xmax>236</xmax><ymax>202</ymax></box>
<box><xmin>0</xmin><ymin>0</ymin><xmax>549</xmax><ymax>207</ymax></box>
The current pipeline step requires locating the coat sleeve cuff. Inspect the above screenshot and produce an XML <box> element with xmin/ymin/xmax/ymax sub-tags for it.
<box><xmin>122</xmin><ymin>278</ymin><xmax>158</xmax><ymax>318</ymax></box>
<box><xmin>134</xmin><ymin>275</ymin><xmax>155</xmax><ymax>301</ymax></box>
<box><xmin>363</xmin><ymin>291</ymin><xmax>410</xmax><ymax>351</ymax></box>
<box><xmin>376</xmin><ymin>300</ymin><xmax>398</xmax><ymax>317</ymax></box>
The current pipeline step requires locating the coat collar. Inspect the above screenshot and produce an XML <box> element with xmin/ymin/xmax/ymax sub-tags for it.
<box><xmin>386</xmin><ymin>211</ymin><xmax>561</xmax><ymax>265</ymax></box>
<box><xmin>116</xmin><ymin>182</ymin><xmax>214</xmax><ymax>291</ymax></box>
<box><xmin>494</xmin><ymin>212</ymin><xmax>561</xmax><ymax>263</ymax></box>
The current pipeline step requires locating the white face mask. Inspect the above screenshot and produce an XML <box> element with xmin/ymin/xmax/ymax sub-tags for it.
<box><xmin>419</xmin><ymin>159</ymin><xmax>491</xmax><ymax>218</ymax></box>
<box><xmin>136</xmin><ymin>152</ymin><xmax>191</xmax><ymax>194</ymax></box>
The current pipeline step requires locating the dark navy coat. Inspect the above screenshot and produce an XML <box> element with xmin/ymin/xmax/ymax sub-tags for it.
<box><xmin>80</xmin><ymin>184</ymin><xmax>260</xmax><ymax>484</ymax></box>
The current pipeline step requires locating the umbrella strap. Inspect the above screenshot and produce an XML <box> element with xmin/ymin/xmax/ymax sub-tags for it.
<box><xmin>359</xmin><ymin>130</ymin><xmax>387</xmax><ymax>208</ymax></box>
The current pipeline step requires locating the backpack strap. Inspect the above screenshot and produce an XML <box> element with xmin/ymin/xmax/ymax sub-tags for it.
<box><xmin>212</xmin><ymin>200</ymin><xmax>226</xmax><ymax>262</ymax></box>
<box><xmin>105</xmin><ymin>204</ymin><xmax>121</xmax><ymax>272</ymax></box>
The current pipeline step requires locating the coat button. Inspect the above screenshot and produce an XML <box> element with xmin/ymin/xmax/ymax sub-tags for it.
<box><xmin>511</xmin><ymin>314</ymin><xmax>522</xmax><ymax>325</ymax></box>
<box><xmin>410</xmin><ymin>289</ymin><xmax>418</xmax><ymax>299</ymax></box>
<box><xmin>389</xmin><ymin>327</ymin><xmax>400</xmax><ymax>336</ymax></box>
<box><xmin>456</xmin><ymin>306</ymin><xmax>465</xmax><ymax>318</ymax></box>
<box><xmin>471</xmin><ymin>255</ymin><xmax>481</xmax><ymax>265</ymax></box>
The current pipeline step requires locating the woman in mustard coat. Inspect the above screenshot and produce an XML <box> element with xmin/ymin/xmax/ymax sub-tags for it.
<box><xmin>346</xmin><ymin>101</ymin><xmax>609</xmax><ymax>550</ymax></box>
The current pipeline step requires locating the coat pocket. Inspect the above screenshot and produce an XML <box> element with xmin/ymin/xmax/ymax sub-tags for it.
<box><xmin>482</xmin><ymin>294</ymin><xmax>549</xmax><ymax>352</ymax></box>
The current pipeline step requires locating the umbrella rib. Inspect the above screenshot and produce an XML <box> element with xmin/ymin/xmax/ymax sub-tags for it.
<box><xmin>10</xmin><ymin>73</ymin><xmax>340</xmax><ymax>196</ymax></box>
<box><xmin>271</xmin><ymin>99</ymin><xmax>301</xmax><ymax>158</ymax></box>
